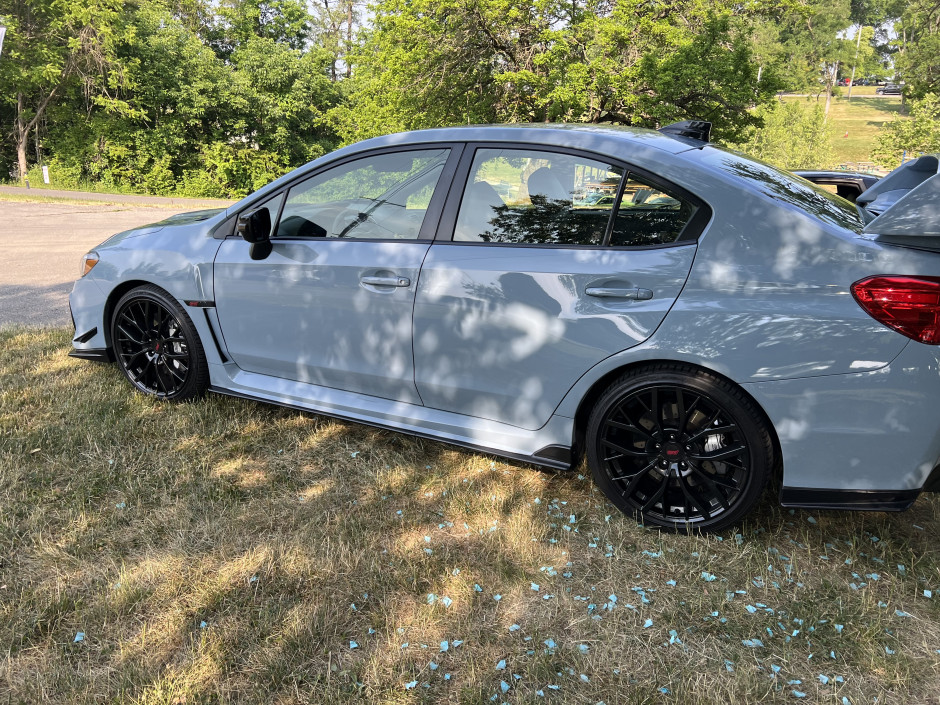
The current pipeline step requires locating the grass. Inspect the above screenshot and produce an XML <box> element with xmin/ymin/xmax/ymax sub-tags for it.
<box><xmin>1</xmin><ymin>328</ymin><xmax>939</xmax><ymax>703</ymax></box>
<box><xmin>781</xmin><ymin>92</ymin><xmax>907</xmax><ymax>168</ymax></box>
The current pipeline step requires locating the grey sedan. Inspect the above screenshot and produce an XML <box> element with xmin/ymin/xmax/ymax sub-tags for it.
<box><xmin>69</xmin><ymin>124</ymin><xmax>940</xmax><ymax>532</ymax></box>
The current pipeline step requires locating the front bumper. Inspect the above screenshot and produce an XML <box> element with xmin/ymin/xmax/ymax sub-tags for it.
<box><xmin>68</xmin><ymin>276</ymin><xmax>109</xmax><ymax>354</ymax></box>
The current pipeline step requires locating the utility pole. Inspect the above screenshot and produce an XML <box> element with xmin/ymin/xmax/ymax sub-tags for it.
<box><xmin>848</xmin><ymin>25</ymin><xmax>863</xmax><ymax>100</ymax></box>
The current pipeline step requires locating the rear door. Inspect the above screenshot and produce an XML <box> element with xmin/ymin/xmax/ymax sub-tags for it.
<box><xmin>412</xmin><ymin>145</ymin><xmax>709</xmax><ymax>430</ymax></box>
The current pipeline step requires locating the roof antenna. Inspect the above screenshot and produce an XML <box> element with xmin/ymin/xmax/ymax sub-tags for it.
<box><xmin>658</xmin><ymin>120</ymin><xmax>711</xmax><ymax>142</ymax></box>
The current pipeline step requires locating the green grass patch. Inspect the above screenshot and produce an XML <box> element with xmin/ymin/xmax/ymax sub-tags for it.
<box><xmin>1</xmin><ymin>329</ymin><xmax>939</xmax><ymax>703</ymax></box>
<box><xmin>781</xmin><ymin>94</ymin><xmax>907</xmax><ymax>167</ymax></box>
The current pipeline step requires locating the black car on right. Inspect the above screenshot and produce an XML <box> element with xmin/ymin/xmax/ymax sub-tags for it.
<box><xmin>793</xmin><ymin>170</ymin><xmax>881</xmax><ymax>203</ymax></box>
<box><xmin>877</xmin><ymin>83</ymin><xmax>902</xmax><ymax>95</ymax></box>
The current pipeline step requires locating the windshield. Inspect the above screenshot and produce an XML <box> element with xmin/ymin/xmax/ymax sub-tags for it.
<box><xmin>700</xmin><ymin>147</ymin><xmax>865</xmax><ymax>233</ymax></box>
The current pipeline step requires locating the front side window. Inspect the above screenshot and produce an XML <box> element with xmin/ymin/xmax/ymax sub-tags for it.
<box><xmin>608</xmin><ymin>174</ymin><xmax>697</xmax><ymax>247</ymax></box>
<box><xmin>454</xmin><ymin>148</ymin><xmax>624</xmax><ymax>246</ymax></box>
<box><xmin>276</xmin><ymin>149</ymin><xmax>451</xmax><ymax>240</ymax></box>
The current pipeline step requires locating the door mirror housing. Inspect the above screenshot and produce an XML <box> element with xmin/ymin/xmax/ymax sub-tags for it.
<box><xmin>237</xmin><ymin>207</ymin><xmax>272</xmax><ymax>243</ymax></box>
<box><xmin>237</xmin><ymin>207</ymin><xmax>274</xmax><ymax>260</ymax></box>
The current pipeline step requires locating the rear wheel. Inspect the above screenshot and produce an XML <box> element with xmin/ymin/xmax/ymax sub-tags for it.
<box><xmin>586</xmin><ymin>365</ymin><xmax>773</xmax><ymax>532</ymax></box>
<box><xmin>111</xmin><ymin>285</ymin><xmax>208</xmax><ymax>400</ymax></box>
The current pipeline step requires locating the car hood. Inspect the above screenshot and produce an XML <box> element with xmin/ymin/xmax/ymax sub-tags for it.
<box><xmin>97</xmin><ymin>208</ymin><xmax>227</xmax><ymax>248</ymax></box>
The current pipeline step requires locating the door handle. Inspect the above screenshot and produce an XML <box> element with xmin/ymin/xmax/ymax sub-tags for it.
<box><xmin>361</xmin><ymin>275</ymin><xmax>411</xmax><ymax>288</ymax></box>
<box><xmin>585</xmin><ymin>286</ymin><xmax>653</xmax><ymax>300</ymax></box>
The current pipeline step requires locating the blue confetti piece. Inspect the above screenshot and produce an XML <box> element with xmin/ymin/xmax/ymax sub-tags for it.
<box><xmin>792</xmin><ymin>690</ymin><xmax>807</xmax><ymax>698</ymax></box>
<box><xmin>742</xmin><ymin>638</ymin><xmax>764</xmax><ymax>648</ymax></box>
<box><xmin>834</xmin><ymin>623</ymin><xmax>843</xmax><ymax>633</ymax></box>
<box><xmin>474</xmin><ymin>584</ymin><xmax>483</xmax><ymax>592</ymax></box>
<box><xmin>440</xmin><ymin>641</ymin><xmax>449</xmax><ymax>652</ymax></box>
<box><xmin>74</xmin><ymin>632</ymin><xmax>85</xmax><ymax>643</ymax></box>
<box><xmin>405</xmin><ymin>680</ymin><xmax>417</xmax><ymax>690</ymax></box>
<box><xmin>531</xmin><ymin>583</ymin><xmax>540</xmax><ymax>591</ymax></box>
<box><xmin>701</xmin><ymin>571</ymin><xmax>717</xmax><ymax>582</ymax></box>
<box><xmin>807</xmin><ymin>516</ymin><xmax>817</xmax><ymax>524</ymax></box>
<box><xmin>644</xmin><ymin>619</ymin><xmax>654</xmax><ymax>628</ymax></box>
<box><xmin>349</xmin><ymin>640</ymin><xmax>358</xmax><ymax>649</ymax></box>
<box><xmin>441</xmin><ymin>596</ymin><xmax>453</xmax><ymax>608</ymax></box>
<box><xmin>842</xmin><ymin>698</ymin><xmax>852</xmax><ymax>705</ymax></box>
<box><xmin>496</xmin><ymin>659</ymin><xmax>506</xmax><ymax>670</ymax></box>
<box><xmin>746</xmin><ymin>605</ymin><xmax>757</xmax><ymax>614</ymax></box>
<box><xmin>452</xmin><ymin>640</ymin><xmax>463</xmax><ymax>647</ymax></box>
<box><xmin>500</xmin><ymin>680</ymin><xmax>510</xmax><ymax>693</ymax></box>
<box><xmin>509</xmin><ymin>624</ymin><xmax>520</xmax><ymax>632</ymax></box>
<box><xmin>427</xmin><ymin>593</ymin><xmax>437</xmax><ymax>604</ymax></box>
<box><xmin>724</xmin><ymin>659</ymin><xmax>735</xmax><ymax>672</ymax></box>
<box><xmin>544</xmin><ymin>638</ymin><xmax>556</xmax><ymax>649</ymax></box>
<box><xmin>580</xmin><ymin>674</ymin><xmax>590</xmax><ymax>683</ymax></box>
<box><xmin>115</xmin><ymin>502</ymin><xmax>126</xmax><ymax>509</ymax></box>
<box><xmin>493</xmin><ymin>594</ymin><xmax>502</xmax><ymax>601</ymax></box>
<box><xmin>199</xmin><ymin>621</ymin><xmax>207</xmax><ymax>629</ymax></box>
<box><xmin>666</xmin><ymin>579</ymin><xmax>677</xmax><ymax>586</ymax></box>
<box><xmin>350</xmin><ymin>451</ymin><xmax>359</xmax><ymax>458</ymax></box>
<box><xmin>429</xmin><ymin>662</ymin><xmax>438</xmax><ymax>671</ymax></box>
<box><xmin>771</xmin><ymin>665</ymin><xmax>781</xmax><ymax>673</ymax></box>
<box><xmin>895</xmin><ymin>609</ymin><xmax>911</xmax><ymax>617</ymax></box>
<box><xmin>659</xmin><ymin>687</ymin><xmax>671</xmax><ymax>694</ymax></box>
<box><xmin>579</xmin><ymin>644</ymin><xmax>589</xmax><ymax>654</ymax></box>
<box><xmin>885</xmin><ymin>646</ymin><xmax>895</xmax><ymax>655</ymax></box>
<box><xmin>249</xmin><ymin>575</ymin><xmax>258</xmax><ymax>584</ymax></box>
<box><xmin>818</xmin><ymin>674</ymin><xmax>829</xmax><ymax>684</ymax></box>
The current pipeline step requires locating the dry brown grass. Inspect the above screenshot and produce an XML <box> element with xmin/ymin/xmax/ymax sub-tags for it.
<box><xmin>1</xmin><ymin>329</ymin><xmax>939</xmax><ymax>704</ymax></box>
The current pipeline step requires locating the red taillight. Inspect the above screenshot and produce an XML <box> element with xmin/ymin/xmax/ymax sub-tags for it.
<box><xmin>851</xmin><ymin>276</ymin><xmax>940</xmax><ymax>345</ymax></box>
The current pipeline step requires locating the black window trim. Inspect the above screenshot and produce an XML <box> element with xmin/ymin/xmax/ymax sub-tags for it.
<box><xmin>226</xmin><ymin>143</ymin><xmax>465</xmax><ymax>244</ymax></box>
<box><xmin>435</xmin><ymin>141</ymin><xmax>712</xmax><ymax>250</ymax></box>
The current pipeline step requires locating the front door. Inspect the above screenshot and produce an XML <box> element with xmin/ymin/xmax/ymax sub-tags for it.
<box><xmin>214</xmin><ymin>147</ymin><xmax>455</xmax><ymax>403</ymax></box>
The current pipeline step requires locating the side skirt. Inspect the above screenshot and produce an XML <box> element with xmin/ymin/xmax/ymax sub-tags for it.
<box><xmin>209</xmin><ymin>386</ymin><xmax>573</xmax><ymax>472</ymax></box>
<box><xmin>779</xmin><ymin>487</ymin><xmax>920</xmax><ymax>512</ymax></box>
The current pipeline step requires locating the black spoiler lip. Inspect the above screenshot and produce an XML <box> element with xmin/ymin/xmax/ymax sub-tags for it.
<box><xmin>858</xmin><ymin>155</ymin><xmax>940</xmax><ymax>250</ymax></box>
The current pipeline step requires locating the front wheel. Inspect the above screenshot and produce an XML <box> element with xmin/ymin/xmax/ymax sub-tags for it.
<box><xmin>110</xmin><ymin>285</ymin><xmax>209</xmax><ymax>400</ymax></box>
<box><xmin>586</xmin><ymin>365</ymin><xmax>773</xmax><ymax>532</ymax></box>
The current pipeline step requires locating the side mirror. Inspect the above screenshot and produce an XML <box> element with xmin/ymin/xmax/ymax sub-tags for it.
<box><xmin>236</xmin><ymin>207</ymin><xmax>273</xmax><ymax>260</ymax></box>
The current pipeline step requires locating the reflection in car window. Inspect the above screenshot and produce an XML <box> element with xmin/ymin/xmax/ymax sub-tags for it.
<box><xmin>454</xmin><ymin>148</ymin><xmax>624</xmax><ymax>245</ymax></box>
<box><xmin>276</xmin><ymin>149</ymin><xmax>450</xmax><ymax>239</ymax></box>
<box><xmin>705</xmin><ymin>148</ymin><xmax>864</xmax><ymax>233</ymax></box>
<box><xmin>608</xmin><ymin>174</ymin><xmax>696</xmax><ymax>247</ymax></box>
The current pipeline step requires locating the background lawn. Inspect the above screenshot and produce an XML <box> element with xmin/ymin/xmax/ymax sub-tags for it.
<box><xmin>781</xmin><ymin>92</ymin><xmax>907</xmax><ymax>168</ymax></box>
<box><xmin>1</xmin><ymin>329</ymin><xmax>939</xmax><ymax>704</ymax></box>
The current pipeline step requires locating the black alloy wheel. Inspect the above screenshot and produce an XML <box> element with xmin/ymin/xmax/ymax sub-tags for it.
<box><xmin>586</xmin><ymin>365</ymin><xmax>773</xmax><ymax>532</ymax></box>
<box><xmin>111</xmin><ymin>285</ymin><xmax>208</xmax><ymax>400</ymax></box>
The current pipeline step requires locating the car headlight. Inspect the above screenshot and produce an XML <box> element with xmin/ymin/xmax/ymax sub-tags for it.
<box><xmin>80</xmin><ymin>252</ymin><xmax>99</xmax><ymax>278</ymax></box>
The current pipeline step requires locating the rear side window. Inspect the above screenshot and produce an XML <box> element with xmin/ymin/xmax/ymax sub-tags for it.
<box><xmin>608</xmin><ymin>174</ymin><xmax>698</xmax><ymax>247</ymax></box>
<box><xmin>453</xmin><ymin>148</ymin><xmax>624</xmax><ymax>246</ymax></box>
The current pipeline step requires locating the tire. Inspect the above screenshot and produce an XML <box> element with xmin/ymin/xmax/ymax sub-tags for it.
<box><xmin>585</xmin><ymin>364</ymin><xmax>773</xmax><ymax>533</ymax></box>
<box><xmin>110</xmin><ymin>285</ymin><xmax>209</xmax><ymax>401</ymax></box>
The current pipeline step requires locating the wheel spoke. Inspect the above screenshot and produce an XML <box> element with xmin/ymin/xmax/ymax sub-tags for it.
<box><xmin>601</xmin><ymin>439</ymin><xmax>650</xmax><ymax>459</ymax></box>
<box><xmin>689</xmin><ymin>444</ymin><xmax>747</xmax><ymax>462</ymax></box>
<box><xmin>678</xmin><ymin>395</ymin><xmax>700</xmax><ymax>435</ymax></box>
<box><xmin>690</xmin><ymin>468</ymin><xmax>731</xmax><ymax>510</ymax></box>
<box><xmin>161</xmin><ymin>359</ymin><xmax>186</xmax><ymax>383</ymax></box>
<box><xmin>686</xmin><ymin>417</ymin><xmax>734</xmax><ymax>444</ymax></box>
<box><xmin>617</xmin><ymin>459</ymin><xmax>659</xmax><ymax>495</ymax></box>
<box><xmin>677</xmin><ymin>472</ymin><xmax>711</xmax><ymax>521</ymax></box>
<box><xmin>605</xmin><ymin>415</ymin><xmax>653</xmax><ymax>441</ymax></box>
<box><xmin>640</xmin><ymin>471</ymin><xmax>670</xmax><ymax>512</ymax></box>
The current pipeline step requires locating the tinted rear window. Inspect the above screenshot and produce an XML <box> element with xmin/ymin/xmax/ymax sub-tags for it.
<box><xmin>702</xmin><ymin>148</ymin><xmax>864</xmax><ymax>233</ymax></box>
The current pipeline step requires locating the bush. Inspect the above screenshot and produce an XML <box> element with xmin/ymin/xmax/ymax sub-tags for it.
<box><xmin>871</xmin><ymin>94</ymin><xmax>940</xmax><ymax>169</ymax></box>
<box><xmin>730</xmin><ymin>100</ymin><xmax>835</xmax><ymax>170</ymax></box>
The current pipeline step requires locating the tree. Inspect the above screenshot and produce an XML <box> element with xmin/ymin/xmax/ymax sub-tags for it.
<box><xmin>871</xmin><ymin>93</ymin><xmax>940</xmax><ymax>168</ymax></box>
<box><xmin>332</xmin><ymin>0</ymin><xmax>782</xmax><ymax>146</ymax></box>
<box><xmin>895</xmin><ymin>0</ymin><xmax>940</xmax><ymax>97</ymax></box>
<box><xmin>0</xmin><ymin>0</ymin><xmax>127</xmax><ymax>181</ymax></box>
<box><xmin>731</xmin><ymin>99</ymin><xmax>835</xmax><ymax>169</ymax></box>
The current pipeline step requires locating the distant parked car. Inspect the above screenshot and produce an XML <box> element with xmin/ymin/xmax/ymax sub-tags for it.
<box><xmin>69</xmin><ymin>123</ymin><xmax>940</xmax><ymax>532</ymax></box>
<box><xmin>793</xmin><ymin>170</ymin><xmax>881</xmax><ymax>203</ymax></box>
<box><xmin>877</xmin><ymin>83</ymin><xmax>902</xmax><ymax>95</ymax></box>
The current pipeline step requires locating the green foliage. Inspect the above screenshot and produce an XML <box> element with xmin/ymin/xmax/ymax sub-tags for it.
<box><xmin>731</xmin><ymin>99</ymin><xmax>836</xmax><ymax>169</ymax></box>
<box><xmin>330</xmin><ymin>0</ymin><xmax>781</xmax><ymax>146</ymax></box>
<box><xmin>871</xmin><ymin>94</ymin><xmax>940</xmax><ymax>169</ymax></box>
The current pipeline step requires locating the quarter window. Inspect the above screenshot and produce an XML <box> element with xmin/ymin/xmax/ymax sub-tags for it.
<box><xmin>608</xmin><ymin>174</ymin><xmax>697</xmax><ymax>247</ymax></box>
<box><xmin>454</xmin><ymin>148</ymin><xmax>624</xmax><ymax>246</ymax></box>
<box><xmin>276</xmin><ymin>149</ymin><xmax>450</xmax><ymax>240</ymax></box>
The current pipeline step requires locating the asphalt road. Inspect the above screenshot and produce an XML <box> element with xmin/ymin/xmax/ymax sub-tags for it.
<box><xmin>0</xmin><ymin>194</ymin><xmax>232</xmax><ymax>328</ymax></box>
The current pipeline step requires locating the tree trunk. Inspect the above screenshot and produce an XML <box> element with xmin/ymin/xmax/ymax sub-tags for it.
<box><xmin>15</xmin><ymin>93</ymin><xmax>28</xmax><ymax>182</ymax></box>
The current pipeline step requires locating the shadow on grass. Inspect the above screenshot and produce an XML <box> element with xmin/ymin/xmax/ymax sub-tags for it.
<box><xmin>1</xmin><ymin>329</ymin><xmax>939</xmax><ymax>704</ymax></box>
